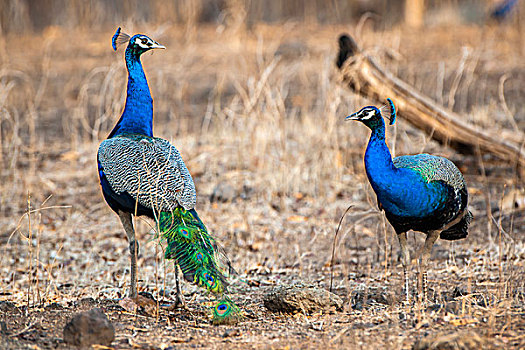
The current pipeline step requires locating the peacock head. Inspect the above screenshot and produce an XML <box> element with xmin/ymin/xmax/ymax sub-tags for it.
<box><xmin>112</xmin><ymin>27</ymin><xmax>165</xmax><ymax>56</ymax></box>
<box><xmin>345</xmin><ymin>106</ymin><xmax>384</xmax><ymax>130</ymax></box>
<box><xmin>345</xmin><ymin>98</ymin><xmax>396</xmax><ymax>130</ymax></box>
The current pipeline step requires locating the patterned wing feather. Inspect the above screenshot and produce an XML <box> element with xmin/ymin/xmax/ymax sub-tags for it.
<box><xmin>393</xmin><ymin>154</ymin><xmax>466</xmax><ymax>192</ymax></box>
<box><xmin>98</xmin><ymin>134</ymin><xmax>196</xmax><ymax>212</ymax></box>
<box><xmin>390</xmin><ymin>153</ymin><xmax>470</xmax><ymax>234</ymax></box>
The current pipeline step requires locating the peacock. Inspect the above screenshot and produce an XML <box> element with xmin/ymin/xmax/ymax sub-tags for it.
<box><xmin>97</xmin><ymin>28</ymin><xmax>241</xmax><ymax>324</ymax></box>
<box><xmin>346</xmin><ymin>99</ymin><xmax>472</xmax><ymax>303</ymax></box>
<box><xmin>491</xmin><ymin>0</ymin><xmax>518</xmax><ymax>21</ymax></box>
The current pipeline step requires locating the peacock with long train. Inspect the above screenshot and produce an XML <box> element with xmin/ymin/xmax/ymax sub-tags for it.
<box><xmin>97</xmin><ymin>28</ymin><xmax>241</xmax><ymax>323</ymax></box>
<box><xmin>346</xmin><ymin>99</ymin><xmax>472</xmax><ymax>303</ymax></box>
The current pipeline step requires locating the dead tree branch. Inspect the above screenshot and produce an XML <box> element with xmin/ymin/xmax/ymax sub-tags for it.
<box><xmin>336</xmin><ymin>34</ymin><xmax>525</xmax><ymax>169</ymax></box>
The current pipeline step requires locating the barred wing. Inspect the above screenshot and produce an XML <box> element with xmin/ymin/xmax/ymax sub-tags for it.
<box><xmin>98</xmin><ymin>134</ymin><xmax>196</xmax><ymax>211</ymax></box>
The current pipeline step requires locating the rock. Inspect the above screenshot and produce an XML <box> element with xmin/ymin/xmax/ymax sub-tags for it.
<box><xmin>63</xmin><ymin>308</ymin><xmax>115</xmax><ymax>347</ymax></box>
<box><xmin>239</xmin><ymin>184</ymin><xmax>254</xmax><ymax>200</ymax></box>
<box><xmin>73</xmin><ymin>297</ymin><xmax>97</xmax><ymax>308</ymax></box>
<box><xmin>222</xmin><ymin>329</ymin><xmax>242</xmax><ymax>338</ymax></box>
<box><xmin>263</xmin><ymin>283</ymin><xmax>343</xmax><ymax>314</ymax></box>
<box><xmin>210</xmin><ymin>183</ymin><xmax>236</xmax><ymax>203</ymax></box>
<box><xmin>350</xmin><ymin>287</ymin><xmax>397</xmax><ymax>309</ymax></box>
<box><xmin>451</xmin><ymin>285</ymin><xmax>468</xmax><ymax>299</ymax></box>
<box><xmin>444</xmin><ymin>300</ymin><xmax>461</xmax><ymax>314</ymax></box>
<box><xmin>413</xmin><ymin>330</ymin><xmax>500</xmax><ymax>350</ymax></box>
<box><xmin>118</xmin><ymin>292</ymin><xmax>157</xmax><ymax>316</ymax></box>
<box><xmin>45</xmin><ymin>302</ymin><xmax>65</xmax><ymax>311</ymax></box>
<box><xmin>0</xmin><ymin>301</ymin><xmax>20</xmax><ymax>314</ymax></box>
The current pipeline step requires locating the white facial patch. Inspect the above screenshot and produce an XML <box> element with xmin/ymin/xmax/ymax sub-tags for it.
<box><xmin>360</xmin><ymin>109</ymin><xmax>376</xmax><ymax>120</ymax></box>
<box><xmin>135</xmin><ymin>37</ymin><xmax>153</xmax><ymax>49</ymax></box>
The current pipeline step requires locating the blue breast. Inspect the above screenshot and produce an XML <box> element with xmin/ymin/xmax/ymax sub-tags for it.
<box><xmin>364</xmin><ymin>133</ymin><xmax>449</xmax><ymax>219</ymax></box>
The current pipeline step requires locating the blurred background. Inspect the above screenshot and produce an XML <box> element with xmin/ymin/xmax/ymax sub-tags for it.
<box><xmin>0</xmin><ymin>0</ymin><xmax>523</xmax><ymax>143</ymax></box>
<box><xmin>0</xmin><ymin>1</ymin><xmax>524</xmax><ymax>347</ymax></box>
<box><xmin>1</xmin><ymin>0</ymin><xmax>523</xmax><ymax>32</ymax></box>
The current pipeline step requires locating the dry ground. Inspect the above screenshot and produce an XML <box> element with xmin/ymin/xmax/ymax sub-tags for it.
<box><xmin>0</xmin><ymin>22</ymin><xmax>524</xmax><ymax>349</ymax></box>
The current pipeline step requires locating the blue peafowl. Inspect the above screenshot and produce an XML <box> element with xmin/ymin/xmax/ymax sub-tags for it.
<box><xmin>97</xmin><ymin>28</ymin><xmax>241</xmax><ymax>323</ymax></box>
<box><xmin>346</xmin><ymin>99</ymin><xmax>472</xmax><ymax>303</ymax></box>
<box><xmin>491</xmin><ymin>0</ymin><xmax>518</xmax><ymax>21</ymax></box>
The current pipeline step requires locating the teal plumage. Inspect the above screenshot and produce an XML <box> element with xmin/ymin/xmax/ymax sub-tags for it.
<box><xmin>159</xmin><ymin>208</ymin><xmax>242</xmax><ymax>324</ymax></box>
<box><xmin>393</xmin><ymin>154</ymin><xmax>465</xmax><ymax>192</ymax></box>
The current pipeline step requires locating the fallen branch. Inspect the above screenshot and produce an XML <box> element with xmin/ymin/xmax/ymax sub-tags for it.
<box><xmin>336</xmin><ymin>34</ymin><xmax>525</xmax><ymax>169</ymax></box>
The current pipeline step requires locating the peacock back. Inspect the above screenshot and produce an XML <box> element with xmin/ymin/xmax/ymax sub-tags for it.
<box><xmin>393</xmin><ymin>154</ymin><xmax>466</xmax><ymax>193</ymax></box>
<box><xmin>98</xmin><ymin>133</ymin><xmax>196</xmax><ymax>212</ymax></box>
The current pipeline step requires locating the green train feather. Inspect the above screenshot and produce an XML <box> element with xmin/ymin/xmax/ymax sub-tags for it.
<box><xmin>212</xmin><ymin>296</ymin><xmax>243</xmax><ymax>325</ymax></box>
<box><xmin>159</xmin><ymin>208</ymin><xmax>234</xmax><ymax>295</ymax></box>
<box><xmin>99</xmin><ymin>28</ymin><xmax>240</xmax><ymax>317</ymax></box>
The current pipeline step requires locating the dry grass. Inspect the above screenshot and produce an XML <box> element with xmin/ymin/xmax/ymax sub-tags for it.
<box><xmin>0</xmin><ymin>20</ymin><xmax>524</xmax><ymax>349</ymax></box>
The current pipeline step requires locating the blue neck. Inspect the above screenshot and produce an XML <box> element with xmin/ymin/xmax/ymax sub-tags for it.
<box><xmin>363</xmin><ymin>122</ymin><xmax>444</xmax><ymax>218</ymax></box>
<box><xmin>109</xmin><ymin>50</ymin><xmax>153</xmax><ymax>138</ymax></box>
<box><xmin>364</xmin><ymin>124</ymin><xmax>405</xmax><ymax>211</ymax></box>
<box><xmin>364</xmin><ymin>124</ymin><xmax>396</xmax><ymax>188</ymax></box>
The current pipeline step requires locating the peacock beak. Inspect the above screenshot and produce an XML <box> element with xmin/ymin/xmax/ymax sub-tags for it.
<box><xmin>345</xmin><ymin>112</ymin><xmax>360</xmax><ymax>121</ymax></box>
<box><xmin>150</xmin><ymin>42</ymin><xmax>166</xmax><ymax>50</ymax></box>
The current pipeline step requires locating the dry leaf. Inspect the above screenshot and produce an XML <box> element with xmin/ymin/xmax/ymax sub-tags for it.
<box><xmin>287</xmin><ymin>215</ymin><xmax>308</xmax><ymax>222</ymax></box>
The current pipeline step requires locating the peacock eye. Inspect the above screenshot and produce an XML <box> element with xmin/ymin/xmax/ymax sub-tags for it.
<box><xmin>141</xmin><ymin>38</ymin><xmax>148</xmax><ymax>45</ymax></box>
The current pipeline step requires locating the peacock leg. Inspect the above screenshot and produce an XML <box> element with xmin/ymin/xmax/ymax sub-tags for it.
<box><xmin>419</xmin><ymin>230</ymin><xmax>440</xmax><ymax>303</ymax></box>
<box><xmin>118</xmin><ymin>210</ymin><xmax>138</xmax><ymax>299</ymax></box>
<box><xmin>397</xmin><ymin>232</ymin><xmax>410</xmax><ymax>305</ymax></box>
<box><xmin>174</xmin><ymin>266</ymin><xmax>186</xmax><ymax>307</ymax></box>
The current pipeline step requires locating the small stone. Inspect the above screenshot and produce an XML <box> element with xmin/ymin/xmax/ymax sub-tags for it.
<box><xmin>0</xmin><ymin>301</ymin><xmax>20</xmax><ymax>314</ymax></box>
<box><xmin>263</xmin><ymin>283</ymin><xmax>343</xmax><ymax>314</ymax></box>
<box><xmin>210</xmin><ymin>183</ymin><xmax>236</xmax><ymax>203</ymax></box>
<box><xmin>73</xmin><ymin>297</ymin><xmax>97</xmax><ymax>308</ymax></box>
<box><xmin>222</xmin><ymin>329</ymin><xmax>242</xmax><ymax>338</ymax></box>
<box><xmin>351</xmin><ymin>287</ymin><xmax>397</xmax><ymax>308</ymax></box>
<box><xmin>352</xmin><ymin>322</ymin><xmax>375</xmax><ymax>330</ymax></box>
<box><xmin>352</xmin><ymin>301</ymin><xmax>363</xmax><ymax>311</ymax></box>
<box><xmin>63</xmin><ymin>308</ymin><xmax>115</xmax><ymax>347</ymax></box>
<box><xmin>451</xmin><ymin>285</ymin><xmax>468</xmax><ymax>299</ymax></box>
<box><xmin>45</xmin><ymin>302</ymin><xmax>64</xmax><ymax>311</ymax></box>
<box><xmin>240</xmin><ymin>185</ymin><xmax>254</xmax><ymax>200</ymax></box>
<box><xmin>119</xmin><ymin>293</ymin><xmax>158</xmax><ymax>316</ymax></box>
<box><xmin>444</xmin><ymin>300</ymin><xmax>461</xmax><ymax>314</ymax></box>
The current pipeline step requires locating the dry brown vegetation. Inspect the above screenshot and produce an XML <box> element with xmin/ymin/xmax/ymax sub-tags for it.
<box><xmin>1</xmin><ymin>1</ymin><xmax>524</xmax><ymax>349</ymax></box>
